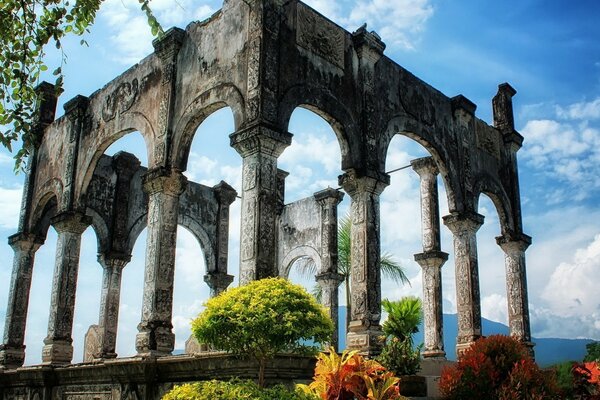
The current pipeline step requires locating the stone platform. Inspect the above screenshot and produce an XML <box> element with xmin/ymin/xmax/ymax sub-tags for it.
<box><xmin>0</xmin><ymin>353</ymin><xmax>315</xmax><ymax>399</ymax></box>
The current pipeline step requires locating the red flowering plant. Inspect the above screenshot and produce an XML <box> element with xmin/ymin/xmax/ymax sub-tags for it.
<box><xmin>439</xmin><ymin>335</ymin><xmax>559</xmax><ymax>400</ymax></box>
<box><xmin>572</xmin><ymin>361</ymin><xmax>600</xmax><ymax>399</ymax></box>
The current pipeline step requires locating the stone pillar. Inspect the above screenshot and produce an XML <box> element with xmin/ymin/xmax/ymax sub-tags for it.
<box><xmin>497</xmin><ymin>234</ymin><xmax>534</xmax><ymax>353</ymax></box>
<box><xmin>211</xmin><ymin>181</ymin><xmax>237</xmax><ymax>281</ymax></box>
<box><xmin>95</xmin><ymin>253</ymin><xmax>130</xmax><ymax>359</ymax></box>
<box><xmin>42</xmin><ymin>212</ymin><xmax>91</xmax><ymax>364</ymax></box>
<box><xmin>314</xmin><ymin>187</ymin><xmax>345</xmax><ymax>351</ymax></box>
<box><xmin>0</xmin><ymin>233</ymin><xmax>44</xmax><ymax>368</ymax></box>
<box><xmin>230</xmin><ymin>124</ymin><xmax>292</xmax><ymax>285</ymax></box>
<box><xmin>339</xmin><ymin>170</ymin><xmax>389</xmax><ymax>356</ymax></box>
<box><xmin>135</xmin><ymin>168</ymin><xmax>187</xmax><ymax>356</ymax></box>
<box><xmin>442</xmin><ymin>211</ymin><xmax>484</xmax><ymax>355</ymax></box>
<box><xmin>411</xmin><ymin>157</ymin><xmax>448</xmax><ymax>358</ymax></box>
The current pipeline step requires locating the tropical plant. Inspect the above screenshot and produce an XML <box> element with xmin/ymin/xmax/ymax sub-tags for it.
<box><xmin>191</xmin><ymin>277</ymin><xmax>333</xmax><ymax>387</ymax></box>
<box><xmin>162</xmin><ymin>379</ymin><xmax>319</xmax><ymax>400</ymax></box>
<box><xmin>439</xmin><ymin>335</ymin><xmax>560</xmax><ymax>400</ymax></box>
<box><xmin>299</xmin><ymin>214</ymin><xmax>409</xmax><ymax>331</ymax></box>
<box><xmin>378</xmin><ymin>297</ymin><xmax>423</xmax><ymax>376</ymax></box>
<box><xmin>0</xmin><ymin>0</ymin><xmax>162</xmax><ymax>170</ymax></box>
<box><xmin>585</xmin><ymin>342</ymin><xmax>600</xmax><ymax>362</ymax></box>
<box><xmin>297</xmin><ymin>347</ymin><xmax>406</xmax><ymax>400</ymax></box>
<box><xmin>572</xmin><ymin>362</ymin><xmax>600</xmax><ymax>399</ymax></box>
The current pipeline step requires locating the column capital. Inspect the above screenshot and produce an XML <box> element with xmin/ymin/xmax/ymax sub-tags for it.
<box><xmin>152</xmin><ymin>27</ymin><xmax>185</xmax><ymax>63</ymax></box>
<box><xmin>51</xmin><ymin>211</ymin><xmax>92</xmax><ymax>234</ymax></box>
<box><xmin>112</xmin><ymin>151</ymin><xmax>141</xmax><ymax>179</ymax></box>
<box><xmin>352</xmin><ymin>24</ymin><xmax>386</xmax><ymax>63</ymax></box>
<box><xmin>442</xmin><ymin>211</ymin><xmax>484</xmax><ymax>235</ymax></box>
<box><xmin>97</xmin><ymin>252</ymin><xmax>131</xmax><ymax>270</ymax></box>
<box><xmin>414</xmin><ymin>251</ymin><xmax>449</xmax><ymax>268</ymax></box>
<box><xmin>316</xmin><ymin>271</ymin><xmax>345</xmax><ymax>286</ymax></box>
<box><xmin>338</xmin><ymin>169</ymin><xmax>389</xmax><ymax>196</ymax></box>
<box><xmin>8</xmin><ymin>232</ymin><xmax>45</xmax><ymax>252</ymax></box>
<box><xmin>213</xmin><ymin>181</ymin><xmax>238</xmax><ymax>206</ymax></box>
<box><xmin>204</xmin><ymin>272</ymin><xmax>234</xmax><ymax>293</ymax></box>
<box><xmin>411</xmin><ymin>156</ymin><xmax>439</xmax><ymax>177</ymax></box>
<box><xmin>230</xmin><ymin>123</ymin><xmax>292</xmax><ymax>158</ymax></box>
<box><xmin>496</xmin><ymin>232</ymin><xmax>532</xmax><ymax>254</ymax></box>
<box><xmin>63</xmin><ymin>95</ymin><xmax>89</xmax><ymax>121</ymax></box>
<box><xmin>314</xmin><ymin>188</ymin><xmax>344</xmax><ymax>207</ymax></box>
<box><xmin>142</xmin><ymin>167</ymin><xmax>187</xmax><ymax>196</ymax></box>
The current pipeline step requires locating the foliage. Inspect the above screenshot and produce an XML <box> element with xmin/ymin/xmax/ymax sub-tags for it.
<box><xmin>553</xmin><ymin>361</ymin><xmax>577</xmax><ymax>397</ymax></box>
<box><xmin>585</xmin><ymin>342</ymin><xmax>600</xmax><ymax>362</ymax></box>
<box><xmin>297</xmin><ymin>347</ymin><xmax>406</xmax><ymax>400</ymax></box>
<box><xmin>191</xmin><ymin>277</ymin><xmax>333</xmax><ymax>387</ymax></box>
<box><xmin>381</xmin><ymin>297</ymin><xmax>422</xmax><ymax>345</ymax></box>
<box><xmin>377</xmin><ymin>338</ymin><xmax>421</xmax><ymax>377</ymax></box>
<box><xmin>162</xmin><ymin>379</ymin><xmax>319</xmax><ymax>400</ymax></box>
<box><xmin>439</xmin><ymin>335</ymin><xmax>560</xmax><ymax>400</ymax></box>
<box><xmin>571</xmin><ymin>362</ymin><xmax>600</xmax><ymax>399</ymax></box>
<box><xmin>0</xmin><ymin>0</ymin><xmax>162</xmax><ymax>170</ymax></box>
<box><xmin>299</xmin><ymin>214</ymin><xmax>409</xmax><ymax>330</ymax></box>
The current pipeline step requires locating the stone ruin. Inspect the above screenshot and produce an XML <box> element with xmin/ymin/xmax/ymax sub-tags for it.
<box><xmin>0</xmin><ymin>0</ymin><xmax>533</xmax><ymax>397</ymax></box>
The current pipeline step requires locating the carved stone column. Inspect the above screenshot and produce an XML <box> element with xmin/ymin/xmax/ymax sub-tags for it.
<box><xmin>42</xmin><ymin>212</ymin><xmax>91</xmax><ymax>364</ymax></box>
<box><xmin>230</xmin><ymin>124</ymin><xmax>292</xmax><ymax>285</ymax></box>
<box><xmin>314</xmin><ymin>188</ymin><xmax>344</xmax><ymax>351</ymax></box>
<box><xmin>95</xmin><ymin>253</ymin><xmax>130</xmax><ymax>359</ymax></box>
<box><xmin>135</xmin><ymin>168</ymin><xmax>187</xmax><ymax>356</ymax></box>
<box><xmin>339</xmin><ymin>170</ymin><xmax>389</xmax><ymax>356</ymax></box>
<box><xmin>412</xmin><ymin>157</ymin><xmax>449</xmax><ymax>358</ymax></box>
<box><xmin>443</xmin><ymin>211</ymin><xmax>484</xmax><ymax>355</ymax></box>
<box><xmin>497</xmin><ymin>234</ymin><xmax>534</xmax><ymax>353</ymax></box>
<box><xmin>0</xmin><ymin>233</ymin><xmax>44</xmax><ymax>368</ymax></box>
<box><xmin>211</xmin><ymin>181</ymin><xmax>237</xmax><ymax>278</ymax></box>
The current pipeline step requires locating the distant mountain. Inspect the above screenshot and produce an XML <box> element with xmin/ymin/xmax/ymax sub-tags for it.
<box><xmin>337</xmin><ymin>307</ymin><xmax>593</xmax><ymax>367</ymax></box>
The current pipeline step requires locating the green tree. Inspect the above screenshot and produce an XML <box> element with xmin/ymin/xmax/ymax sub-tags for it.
<box><xmin>585</xmin><ymin>341</ymin><xmax>600</xmax><ymax>362</ymax></box>
<box><xmin>0</xmin><ymin>0</ymin><xmax>161</xmax><ymax>170</ymax></box>
<box><xmin>191</xmin><ymin>277</ymin><xmax>333</xmax><ymax>388</ymax></box>
<box><xmin>381</xmin><ymin>297</ymin><xmax>422</xmax><ymax>345</ymax></box>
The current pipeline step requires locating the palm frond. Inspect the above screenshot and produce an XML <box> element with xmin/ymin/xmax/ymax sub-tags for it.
<box><xmin>381</xmin><ymin>251</ymin><xmax>411</xmax><ymax>286</ymax></box>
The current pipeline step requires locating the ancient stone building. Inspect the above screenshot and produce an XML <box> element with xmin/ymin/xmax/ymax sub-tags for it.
<box><xmin>0</xmin><ymin>0</ymin><xmax>532</xmax><ymax>397</ymax></box>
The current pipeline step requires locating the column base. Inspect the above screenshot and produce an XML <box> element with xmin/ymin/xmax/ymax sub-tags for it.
<box><xmin>346</xmin><ymin>321</ymin><xmax>385</xmax><ymax>356</ymax></box>
<box><xmin>0</xmin><ymin>344</ymin><xmax>25</xmax><ymax>369</ymax></box>
<box><xmin>422</xmin><ymin>349</ymin><xmax>446</xmax><ymax>359</ymax></box>
<box><xmin>42</xmin><ymin>339</ymin><xmax>73</xmax><ymax>365</ymax></box>
<box><xmin>135</xmin><ymin>325</ymin><xmax>175</xmax><ymax>356</ymax></box>
<box><xmin>455</xmin><ymin>340</ymin><xmax>476</xmax><ymax>357</ymax></box>
<box><xmin>93</xmin><ymin>352</ymin><xmax>117</xmax><ymax>361</ymax></box>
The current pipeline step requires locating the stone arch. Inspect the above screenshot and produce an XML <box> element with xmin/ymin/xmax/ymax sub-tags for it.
<box><xmin>77</xmin><ymin>113</ymin><xmax>153</xmax><ymax>204</ymax></box>
<box><xmin>126</xmin><ymin>214</ymin><xmax>148</xmax><ymax>257</ymax></box>
<box><xmin>278</xmin><ymin>84</ymin><xmax>355</xmax><ymax>170</ymax></box>
<box><xmin>177</xmin><ymin>216</ymin><xmax>216</xmax><ymax>274</ymax></box>
<box><xmin>279</xmin><ymin>245</ymin><xmax>321</xmax><ymax>279</ymax></box>
<box><xmin>84</xmin><ymin>206</ymin><xmax>111</xmax><ymax>255</ymax></box>
<box><xmin>473</xmin><ymin>175</ymin><xmax>514</xmax><ymax>235</ymax></box>
<box><xmin>29</xmin><ymin>179</ymin><xmax>63</xmax><ymax>236</ymax></box>
<box><xmin>172</xmin><ymin>84</ymin><xmax>246</xmax><ymax>171</ymax></box>
<box><xmin>381</xmin><ymin>114</ymin><xmax>459</xmax><ymax>212</ymax></box>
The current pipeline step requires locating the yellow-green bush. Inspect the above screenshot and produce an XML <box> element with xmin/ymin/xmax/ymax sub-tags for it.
<box><xmin>162</xmin><ymin>379</ymin><xmax>318</xmax><ymax>400</ymax></box>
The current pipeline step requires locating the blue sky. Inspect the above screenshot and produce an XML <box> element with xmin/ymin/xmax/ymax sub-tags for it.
<box><xmin>1</xmin><ymin>0</ymin><xmax>599</xmax><ymax>364</ymax></box>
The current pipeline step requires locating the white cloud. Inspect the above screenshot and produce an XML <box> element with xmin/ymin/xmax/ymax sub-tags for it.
<box><xmin>541</xmin><ymin>234</ymin><xmax>600</xmax><ymax>318</ymax></box>
<box><xmin>0</xmin><ymin>186</ymin><xmax>22</xmax><ymax>229</ymax></box>
<box><xmin>556</xmin><ymin>98</ymin><xmax>600</xmax><ymax>120</ymax></box>
<box><xmin>0</xmin><ymin>153</ymin><xmax>13</xmax><ymax>165</ymax></box>
<box><xmin>481</xmin><ymin>293</ymin><xmax>509</xmax><ymax>325</ymax></box>
<box><xmin>280</xmin><ymin>134</ymin><xmax>342</xmax><ymax>176</ymax></box>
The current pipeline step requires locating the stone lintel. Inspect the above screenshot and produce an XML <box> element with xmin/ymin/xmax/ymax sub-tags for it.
<box><xmin>338</xmin><ymin>169</ymin><xmax>390</xmax><ymax>196</ymax></box>
<box><xmin>352</xmin><ymin>24</ymin><xmax>386</xmax><ymax>62</ymax></box>
<box><xmin>414</xmin><ymin>251</ymin><xmax>449</xmax><ymax>266</ymax></box>
<box><xmin>141</xmin><ymin>167</ymin><xmax>187</xmax><ymax>196</ymax></box>
<box><xmin>442</xmin><ymin>211</ymin><xmax>484</xmax><ymax>235</ymax></box>
<box><xmin>50</xmin><ymin>211</ymin><xmax>92</xmax><ymax>234</ymax></box>
<box><xmin>212</xmin><ymin>181</ymin><xmax>238</xmax><ymax>205</ymax></box>
<box><xmin>313</xmin><ymin>187</ymin><xmax>344</xmax><ymax>205</ymax></box>
<box><xmin>152</xmin><ymin>27</ymin><xmax>186</xmax><ymax>61</ymax></box>
<box><xmin>230</xmin><ymin>123</ymin><xmax>293</xmax><ymax>158</ymax></box>
<box><xmin>451</xmin><ymin>95</ymin><xmax>477</xmax><ymax>116</ymax></box>
<box><xmin>410</xmin><ymin>156</ymin><xmax>438</xmax><ymax>176</ymax></box>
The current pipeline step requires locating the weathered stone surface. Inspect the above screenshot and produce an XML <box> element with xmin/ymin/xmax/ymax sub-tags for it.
<box><xmin>2</xmin><ymin>0</ymin><xmax>533</xmax><ymax>376</ymax></box>
<box><xmin>83</xmin><ymin>325</ymin><xmax>101</xmax><ymax>363</ymax></box>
